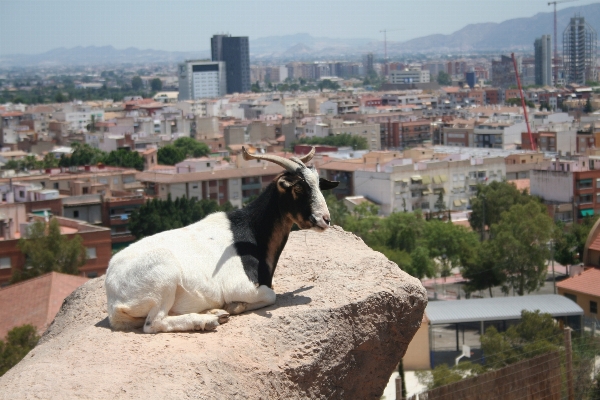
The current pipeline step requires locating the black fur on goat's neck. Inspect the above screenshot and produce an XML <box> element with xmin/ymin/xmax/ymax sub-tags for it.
<box><xmin>226</xmin><ymin>173</ymin><xmax>296</xmax><ymax>288</ymax></box>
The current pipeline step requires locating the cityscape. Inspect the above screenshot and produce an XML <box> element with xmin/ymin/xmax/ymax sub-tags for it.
<box><xmin>1</xmin><ymin>0</ymin><xmax>600</xmax><ymax>398</ymax></box>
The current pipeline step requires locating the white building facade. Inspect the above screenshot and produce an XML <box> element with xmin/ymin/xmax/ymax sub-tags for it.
<box><xmin>178</xmin><ymin>60</ymin><xmax>226</xmax><ymax>100</ymax></box>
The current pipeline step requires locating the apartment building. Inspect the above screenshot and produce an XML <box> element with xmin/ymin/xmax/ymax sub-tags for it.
<box><xmin>177</xmin><ymin>60</ymin><xmax>227</xmax><ymax>100</ymax></box>
<box><xmin>530</xmin><ymin>156</ymin><xmax>600</xmax><ymax>222</ymax></box>
<box><xmin>0</xmin><ymin>208</ymin><xmax>111</xmax><ymax>286</ymax></box>
<box><xmin>353</xmin><ymin>154</ymin><xmax>506</xmax><ymax>215</ymax></box>
<box><xmin>389</xmin><ymin>69</ymin><xmax>431</xmax><ymax>84</ymax></box>
<box><xmin>52</xmin><ymin>105</ymin><xmax>105</xmax><ymax>132</ymax></box>
<box><xmin>136</xmin><ymin>163</ymin><xmax>284</xmax><ymax>209</ymax></box>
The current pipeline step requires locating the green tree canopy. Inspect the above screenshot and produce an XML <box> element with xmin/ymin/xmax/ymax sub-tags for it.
<box><xmin>128</xmin><ymin>195</ymin><xmax>234</xmax><ymax>239</ymax></box>
<box><xmin>481</xmin><ymin>310</ymin><xmax>562</xmax><ymax>368</ymax></box>
<box><xmin>437</xmin><ymin>71</ymin><xmax>452</xmax><ymax>86</ymax></box>
<box><xmin>150</xmin><ymin>78</ymin><xmax>163</xmax><ymax>92</ymax></box>
<box><xmin>462</xmin><ymin>240</ymin><xmax>506</xmax><ymax>297</ymax></box>
<box><xmin>469</xmin><ymin>181</ymin><xmax>533</xmax><ymax>235</ymax></box>
<box><xmin>172</xmin><ymin>137</ymin><xmax>210</xmax><ymax>158</ymax></box>
<box><xmin>490</xmin><ymin>201</ymin><xmax>555</xmax><ymax>295</ymax></box>
<box><xmin>292</xmin><ymin>133</ymin><xmax>368</xmax><ymax>150</ymax></box>
<box><xmin>103</xmin><ymin>148</ymin><xmax>144</xmax><ymax>171</ymax></box>
<box><xmin>131</xmin><ymin>76</ymin><xmax>143</xmax><ymax>91</ymax></box>
<box><xmin>0</xmin><ymin>324</ymin><xmax>40</xmax><ymax>376</ymax></box>
<box><xmin>423</xmin><ymin>220</ymin><xmax>479</xmax><ymax>277</ymax></box>
<box><xmin>12</xmin><ymin>219</ymin><xmax>87</xmax><ymax>283</ymax></box>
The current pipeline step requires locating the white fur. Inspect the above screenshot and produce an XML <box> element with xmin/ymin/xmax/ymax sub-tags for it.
<box><xmin>105</xmin><ymin>212</ymin><xmax>276</xmax><ymax>333</ymax></box>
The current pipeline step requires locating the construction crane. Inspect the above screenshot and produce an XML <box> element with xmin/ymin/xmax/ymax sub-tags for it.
<box><xmin>548</xmin><ymin>0</ymin><xmax>579</xmax><ymax>83</ymax></box>
<box><xmin>512</xmin><ymin>53</ymin><xmax>534</xmax><ymax>151</ymax></box>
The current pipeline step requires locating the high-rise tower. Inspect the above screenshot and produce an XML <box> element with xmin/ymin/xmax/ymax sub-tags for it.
<box><xmin>563</xmin><ymin>16</ymin><xmax>597</xmax><ymax>85</ymax></box>
<box><xmin>211</xmin><ymin>34</ymin><xmax>250</xmax><ymax>94</ymax></box>
<box><xmin>534</xmin><ymin>35</ymin><xmax>552</xmax><ymax>86</ymax></box>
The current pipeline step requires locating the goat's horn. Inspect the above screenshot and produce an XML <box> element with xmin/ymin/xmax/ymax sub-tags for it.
<box><xmin>298</xmin><ymin>147</ymin><xmax>315</xmax><ymax>164</ymax></box>
<box><xmin>242</xmin><ymin>147</ymin><xmax>301</xmax><ymax>172</ymax></box>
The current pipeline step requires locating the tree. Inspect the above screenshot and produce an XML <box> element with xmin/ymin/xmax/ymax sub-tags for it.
<box><xmin>0</xmin><ymin>324</ymin><xmax>40</xmax><ymax>376</ymax></box>
<box><xmin>469</xmin><ymin>181</ymin><xmax>533</xmax><ymax>235</ymax></box>
<box><xmin>423</xmin><ymin>220</ymin><xmax>479</xmax><ymax>277</ymax></box>
<box><xmin>584</xmin><ymin>97</ymin><xmax>593</xmax><ymax>113</ymax></box>
<box><xmin>409</xmin><ymin>246</ymin><xmax>435</xmax><ymax>279</ymax></box>
<box><xmin>157</xmin><ymin>146</ymin><xmax>186</xmax><ymax>165</ymax></box>
<box><xmin>417</xmin><ymin>311</ymin><xmax>560</xmax><ymax>389</ymax></box>
<box><xmin>506</xmin><ymin>97</ymin><xmax>535</xmax><ymax>108</ymax></box>
<box><xmin>434</xmin><ymin>191</ymin><xmax>446</xmax><ymax>213</ymax></box>
<box><xmin>59</xmin><ymin>143</ymin><xmax>105</xmax><ymax>167</ymax></box>
<box><xmin>490</xmin><ymin>202</ymin><xmax>555</xmax><ymax>295</ymax></box>
<box><xmin>292</xmin><ymin>133</ymin><xmax>369</xmax><ymax>150</ymax></box>
<box><xmin>480</xmin><ymin>310</ymin><xmax>562</xmax><ymax>369</ymax></box>
<box><xmin>172</xmin><ymin>137</ymin><xmax>210</xmax><ymax>158</ymax></box>
<box><xmin>462</xmin><ymin>240</ymin><xmax>505</xmax><ymax>297</ymax></box>
<box><xmin>129</xmin><ymin>196</ymin><xmax>233</xmax><ymax>239</ymax></box>
<box><xmin>554</xmin><ymin>216</ymin><xmax>598</xmax><ymax>266</ymax></box>
<box><xmin>437</xmin><ymin>71</ymin><xmax>452</xmax><ymax>86</ymax></box>
<box><xmin>131</xmin><ymin>76</ymin><xmax>143</xmax><ymax>91</ymax></box>
<box><xmin>54</xmin><ymin>92</ymin><xmax>66</xmax><ymax>103</ymax></box>
<box><xmin>103</xmin><ymin>148</ymin><xmax>144</xmax><ymax>171</ymax></box>
<box><xmin>12</xmin><ymin>219</ymin><xmax>87</xmax><ymax>283</ymax></box>
<box><xmin>150</xmin><ymin>78</ymin><xmax>162</xmax><ymax>92</ymax></box>
<box><xmin>324</xmin><ymin>194</ymin><xmax>349</xmax><ymax>227</ymax></box>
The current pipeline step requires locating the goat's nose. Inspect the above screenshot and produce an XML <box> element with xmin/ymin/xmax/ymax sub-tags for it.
<box><xmin>323</xmin><ymin>216</ymin><xmax>331</xmax><ymax>226</ymax></box>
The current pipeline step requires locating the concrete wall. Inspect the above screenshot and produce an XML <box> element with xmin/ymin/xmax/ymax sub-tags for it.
<box><xmin>403</xmin><ymin>316</ymin><xmax>430</xmax><ymax>370</ymax></box>
<box><xmin>530</xmin><ymin>170</ymin><xmax>573</xmax><ymax>203</ymax></box>
<box><xmin>558</xmin><ymin>288</ymin><xmax>599</xmax><ymax>319</ymax></box>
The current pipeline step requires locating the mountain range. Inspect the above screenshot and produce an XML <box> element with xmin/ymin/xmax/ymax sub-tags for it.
<box><xmin>1</xmin><ymin>3</ymin><xmax>599</xmax><ymax>67</ymax></box>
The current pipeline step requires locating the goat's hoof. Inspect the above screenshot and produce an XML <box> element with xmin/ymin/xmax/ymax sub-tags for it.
<box><xmin>224</xmin><ymin>302</ymin><xmax>247</xmax><ymax>315</ymax></box>
<box><xmin>203</xmin><ymin>318</ymin><xmax>219</xmax><ymax>331</ymax></box>
<box><xmin>205</xmin><ymin>309</ymin><xmax>230</xmax><ymax>323</ymax></box>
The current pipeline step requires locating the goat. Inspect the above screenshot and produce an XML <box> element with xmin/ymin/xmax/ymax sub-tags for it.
<box><xmin>105</xmin><ymin>147</ymin><xmax>339</xmax><ymax>333</ymax></box>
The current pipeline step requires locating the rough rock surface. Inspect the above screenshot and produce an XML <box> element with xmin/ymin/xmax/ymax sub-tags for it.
<box><xmin>0</xmin><ymin>226</ymin><xmax>427</xmax><ymax>400</ymax></box>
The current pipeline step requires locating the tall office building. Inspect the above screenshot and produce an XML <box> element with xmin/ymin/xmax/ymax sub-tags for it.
<box><xmin>491</xmin><ymin>55</ymin><xmax>517</xmax><ymax>88</ymax></box>
<box><xmin>211</xmin><ymin>34</ymin><xmax>251</xmax><ymax>94</ymax></box>
<box><xmin>362</xmin><ymin>53</ymin><xmax>374</xmax><ymax>76</ymax></box>
<box><xmin>563</xmin><ymin>16</ymin><xmax>597</xmax><ymax>85</ymax></box>
<box><xmin>177</xmin><ymin>60</ymin><xmax>226</xmax><ymax>101</ymax></box>
<box><xmin>534</xmin><ymin>35</ymin><xmax>552</xmax><ymax>86</ymax></box>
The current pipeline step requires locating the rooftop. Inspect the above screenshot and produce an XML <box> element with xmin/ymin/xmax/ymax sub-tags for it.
<box><xmin>556</xmin><ymin>268</ymin><xmax>600</xmax><ymax>298</ymax></box>
<box><xmin>0</xmin><ymin>272</ymin><xmax>88</xmax><ymax>338</ymax></box>
<box><xmin>426</xmin><ymin>294</ymin><xmax>583</xmax><ymax>325</ymax></box>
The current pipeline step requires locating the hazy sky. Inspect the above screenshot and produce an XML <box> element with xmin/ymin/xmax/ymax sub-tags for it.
<box><xmin>1</xmin><ymin>0</ymin><xmax>599</xmax><ymax>55</ymax></box>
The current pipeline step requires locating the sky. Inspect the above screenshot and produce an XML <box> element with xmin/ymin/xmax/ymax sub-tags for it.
<box><xmin>1</xmin><ymin>0</ymin><xmax>599</xmax><ymax>55</ymax></box>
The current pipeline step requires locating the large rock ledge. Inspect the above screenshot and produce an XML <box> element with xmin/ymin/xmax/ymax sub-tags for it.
<box><xmin>0</xmin><ymin>226</ymin><xmax>426</xmax><ymax>400</ymax></box>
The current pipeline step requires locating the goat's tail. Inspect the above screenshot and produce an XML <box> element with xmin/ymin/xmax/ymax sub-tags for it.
<box><xmin>108</xmin><ymin>304</ymin><xmax>146</xmax><ymax>331</ymax></box>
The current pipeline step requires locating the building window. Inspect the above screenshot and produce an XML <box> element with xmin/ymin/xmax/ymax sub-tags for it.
<box><xmin>591</xmin><ymin>301</ymin><xmax>598</xmax><ymax>314</ymax></box>
<box><xmin>87</xmin><ymin>271</ymin><xmax>98</xmax><ymax>278</ymax></box>
<box><xmin>578</xmin><ymin>179</ymin><xmax>592</xmax><ymax>189</ymax></box>
<box><xmin>73</xmin><ymin>210</ymin><xmax>79</xmax><ymax>218</ymax></box>
<box><xmin>86</xmin><ymin>247</ymin><xmax>97</xmax><ymax>259</ymax></box>
<box><xmin>19</xmin><ymin>191</ymin><xmax>24</xmax><ymax>198</ymax></box>
<box><xmin>0</xmin><ymin>257</ymin><xmax>11</xmax><ymax>269</ymax></box>
<box><xmin>580</xmin><ymin>194</ymin><xmax>593</xmax><ymax>204</ymax></box>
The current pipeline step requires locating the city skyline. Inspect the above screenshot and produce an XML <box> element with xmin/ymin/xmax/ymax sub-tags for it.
<box><xmin>2</xmin><ymin>0</ymin><xmax>600</xmax><ymax>55</ymax></box>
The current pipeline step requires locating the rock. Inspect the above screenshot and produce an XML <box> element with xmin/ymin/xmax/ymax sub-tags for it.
<box><xmin>0</xmin><ymin>226</ymin><xmax>426</xmax><ymax>400</ymax></box>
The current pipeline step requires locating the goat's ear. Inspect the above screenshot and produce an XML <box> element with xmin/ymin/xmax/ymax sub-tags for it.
<box><xmin>319</xmin><ymin>178</ymin><xmax>339</xmax><ymax>190</ymax></box>
<box><xmin>277</xmin><ymin>174</ymin><xmax>301</xmax><ymax>190</ymax></box>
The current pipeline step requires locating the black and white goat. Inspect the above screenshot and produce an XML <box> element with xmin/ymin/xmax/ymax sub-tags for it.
<box><xmin>105</xmin><ymin>147</ymin><xmax>338</xmax><ymax>333</ymax></box>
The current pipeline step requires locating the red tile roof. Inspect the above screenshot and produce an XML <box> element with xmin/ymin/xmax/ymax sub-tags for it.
<box><xmin>557</xmin><ymin>268</ymin><xmax>600</xmax><ymax>298</ymax></box>
<box><xmin>0</xmin><ymin>272</ymin><xmax>88</xmax><ymax>338</ymax></box>
<box><xmin>589</xmin><ymin>234</ymin><xmax>600</xmax><ymax>252</ymax></box>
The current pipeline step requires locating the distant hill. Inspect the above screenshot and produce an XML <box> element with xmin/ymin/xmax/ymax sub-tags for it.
<box><xmin>387</xmin><ymin>3</ymin><xmax>600</xmax><ymax>54</ymax></box>
<box><xmin>1</xmin><ymin>3</ymin><xmax>599</xmax><ymax>67</ymax></box>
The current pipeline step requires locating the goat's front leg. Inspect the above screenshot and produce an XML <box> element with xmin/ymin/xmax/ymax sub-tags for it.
<box><xmin>224</xmin><ymin>285</ymin><xmax>276</xmax><ymax>315</ymax></box>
